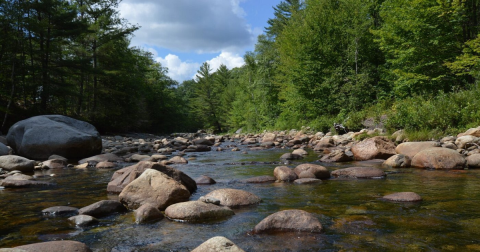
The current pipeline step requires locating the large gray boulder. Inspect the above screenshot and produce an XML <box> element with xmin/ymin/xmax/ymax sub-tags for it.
<box><xmin>6</xmin><ymin>115</ymin><xmax>102</xmax><ymax>160</ymax></box>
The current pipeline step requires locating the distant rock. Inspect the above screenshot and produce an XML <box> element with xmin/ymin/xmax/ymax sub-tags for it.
<box><xmin>382</xmin><ymin>192</ymin><xmax>422</xmax><ymax>202</ymax></box>
<box><xmin>280</xmin><ymin>153</ymin><xmax>303</xmax><ymax>160</ymax></box>
<box><xmin>41</xmin><ymin>159</ymin><xmax>67</xmax><ymax>169</ymax></box>
<box><xmin>253</xmin><ymin>209</ymin><xmax>323</xmax><ymax>234</ymax></box>
<box><xmin>351</xmin><ymin>136</ymin><xmax>396</xmax><ymax>161</ymax></box>
<box><xmin>294</xmin><ymin>178</ymin><xmax>322</xmax><ymax>184</ymax></box>
<box><xmin>195</xmin><ymin>175</ymin><xmax>216</xmax><ymax>185</ymax></box>
<box><xmin>242</xmin><ymin>175</ymin><xmax>276</xmax><ymax>183</ymax></box>
<box><xmin>292</xmin><ymin>149</ymin><xmax>308</xmax><ymax>156</ymax></box>
<box><xmin>274</xmin><ymin>166</ymin><xmax>298</xmax><ymax>182</ymax></box>
<box><xmin>382</xmin><ymin>154</ymin><xmax>411</xmax><ymax>168</ymax></box>
<box><xmin>78</xmin><ymin>153</ymin><xmax>123</xmax><ymax>164</ymax></box>
<box><xmin>293</xmin><ymin>164</ymin><xmax>330</xmax><ymax>179</ymax></box>
<box><xmin>331</xmin><ymin>167</ymin><xmax>385</xmax><ymax>179</ymax></box>
<box><xmin>169</xmin><ymin>156</ymin><xmax>188</xmax><ymax>164</ymax></box>
<box><xmin>320</xmin><ymin>149</ymin><xmax>353</xmax><ymax>163</ymax></box>
<box><xmin>6</xmin><ymin>115</ymin><xmax>102</xmax><ymax>160</ymax></box>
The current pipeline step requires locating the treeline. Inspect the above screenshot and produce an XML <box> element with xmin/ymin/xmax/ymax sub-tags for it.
<box><xmin>182</xmin><ymin>0</ymin><xmax>480</xmax><ymax>134</ymax></box>
<box><xmin>0</xmin><ymin>0</ymin><xmax>189</xmax><ymax>133</ymax></box>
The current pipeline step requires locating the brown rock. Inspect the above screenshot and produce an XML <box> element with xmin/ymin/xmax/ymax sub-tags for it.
<box><xmin>253</xmin><ymin>209</ymin><xmax>323</xmax><ymax>234</ymax></box>
<box><xmin>119</xmin><ymin>169</ymin><xmax>191</xmax><ymax>210</ymax></box>
<box><xmin>467</xmin><ymin>154</ymin><xmax>480</xmax><ymax>168</ymax></box>
<box><xmin>411</xmin><ymin>147</ymin><xmax>466</xmax><ymax>169</ymax></box>
<box><xmin>274</xmin><ymin>166</ymin><xmax>298</xmax><ymax>181</ymax></box>
<box><xmin>292</xmin><ymin>149</ymin><xmax>308</xmax><ymax>156</ymax></box>
<box><xmin>15</xmin><ymin>241</ymin><xmax>92</xmax><ymax>252</ymax></box>
<box><xmin>279</xmin><ymin>153</ymin><xmax>303</xmax><ymax>160</ymax></box>
<box><xmin>313</xmin><ymin>137</ymin><xmax>334</xmax><ymax>151</ymax></box>
<box><xmin>96</xmin><ymin>161</ymin><xmax>115</xmax><ymax>169</ymax></box>
<box><xmin>382</xmin><ymin>154</ymin><xmax>411</xmax><ymax>168</ymax></box>
<box><xmin>135</xmin><ymin>204</ymin><xmax>164</xmax><ymax>223</ymax></box>
<box><xmin>195</xmin><ymin>175</ymin><xmax>216</xmax><ymax>185</ymax></box>
<box><xmin>395</xmin><ymin>141</ymin><xmax>440</xmax><ymax>159</ymax></box>
<box><xmin>458</xmin><ymin>126</ymin><xmax>480</xmax><ymax>138</ymax></box>
<box><xmin>262</xmin><ymin>133</ymin><xmax>277</xmax><ymax>143</ymax></box>
<box><xmin>320</xmin><ymin>149</ymin><xmax>353</xmax><ymax>162</ymax></box>
<box><xmin>78</xmin><ymin>153</ymin><xmax>123</xmax><ymax>164</ymax></box>
<box><xmin>455</xmin><ymin>135</ymin><xmax>480</xmax><ymax>149</ymax></box>
<box><xmin>41</xmin><ymin>159</ymin><xmax>67</xmax><ymax>169</ymax></box>
<box><xmin>331</xmin><ymin>167</ymin><xmax>385</xmax><ymax>179</ymax></box>
<box><xmin>293</xmin><ymin>164</ymin><xmax>330</xmax><ymax>179</ymax></box>
<box><xmin>351</xmin><ymin>136</ymin><xmax>396</xmax><ymax>161</ymax></box>
<box><xmin>382</xmin><ymin>192</ymin><xmax>422</xmax><ymax>202</ymax></box>
<box><xmin>242</xmin><ymin>175</ymin><xmax>276</xmax><ymax>183</ymax></box>
<box><xmin>204</xmin><ymin>188</ymin><xmax>261</xmax><ymax>207</ymax></box>
<box><xmin>169</xmin><ymin>156</ymin><xmax>188</xmax><ymax>164</ymax></box>
<box><xmin>78</xmin><ymin>200</ymin><xmax>126</xmax><ymax>217</ymax></box>
<box><xmin>191</xmin><ymin>236</ymin><xmax>245</xmax><ymax>252</ymax></box>
<box><xmin>298</xmin><ymin>171</ymin><xmax>316</xmax><ymax>179</ymax></box>
<box><xmin>164</xmin><ymin>201</ymin><xmax>234</xmax><ymax>222</ymax></box>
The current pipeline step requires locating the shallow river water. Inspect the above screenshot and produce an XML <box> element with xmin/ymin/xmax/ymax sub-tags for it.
<box><xmin>2</xmin><ymin>142</ymin><xmax>480</xmax><ymax>251</ymax></box>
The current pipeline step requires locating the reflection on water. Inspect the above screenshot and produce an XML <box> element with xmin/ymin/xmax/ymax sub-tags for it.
<box><xmin>2</xmin><ymin>144</ymin><xmax>480</xmax><ymax>251</ymax></box>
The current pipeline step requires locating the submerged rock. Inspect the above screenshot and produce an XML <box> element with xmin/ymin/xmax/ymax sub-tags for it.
<box><xmin>382</xmin><ymin>192</ymin><xmax>422</xmax><ymax>202</ymax></box>
<box><xmin>253</xmin><ymin>209</ymin><xmax>323</xmax><ymax>234</ymax></box>
<box><xmin>68</xmin><ymin>215</ymin><xmax>99</xmax><ymax>227</ymax></box>
<box><xmin>331</xmin><ymin>167</ymin><xmax>385</xmax><ymax>179</ymax></box>
<box><xmin>41</xmin><ymin>206</ymin><xmax>78</xmax><ymax>216</ymax></box>
<box><xmin>242</xmin><ymin>175</ymin><xmax>276</xmax><ymax>183</ymax></box>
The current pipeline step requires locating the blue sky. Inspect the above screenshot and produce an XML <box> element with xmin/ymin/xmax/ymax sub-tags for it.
<box><xmin>118</xmin><ymin>0</ymin><xmax>281</xmax><ymax>82</ymax></box>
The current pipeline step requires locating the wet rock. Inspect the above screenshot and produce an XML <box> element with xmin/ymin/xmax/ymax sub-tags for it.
<box><xmin>331</xmin><ymin>167</ymin><xmax>385</xmax><ymax>179</ymax></box>
<box><xmin>68</xmin><ymin>215</ymin><xmax>99</xmax><ymax>227</ymax></box>
<box><xmin>395</xmin><ymin>141</ymin><xmax>441</xmax><ymax>159</ymax></box>
<box><xmin>191</xmin><ymin>236</ymin><xmax>245</xmax><ymax>252</ymax></box>
<box><xmin>135</xmin><ymin>204</ymin><xmax>164</xmax><ymax>224</ymax></box>
<box><xmin>292</xmin><ymin>149</ymin><xmax>308</xmax><ymax>156</ymax></box>
<box><xmin>382</xmin><ymin>192</ymin><xmax>422</xmax><ymax>202</ymax></box>
<box><xmin>455</xmin><ymin>135</ymin><xmax>480</xmax><ymax>149</ymax></box>
<box><xmin>41</xmin><ymin>159</ymin><xmax>67</xmax><ymax>169</ymax></box>
<box><xmin>107</xmin><ymin>161</ymin><xmax>196</xmax><ymax>194</ymax></box>
<box><xmin>78</xmin><ymin>153</ymin><xmax>123</xmax><ymax>164</ymax></box>
<box><xmin>185</xmin><ymin>145</ymin><xmax>211</xmax><ymax>152</ymax></box>
<box><xmin>411</xmin><ymin>147</ymin><xmax>466</xmax><ymax>169</ymax></box>
<box><xmin>467</xmin><ymin>154</ymin><xmax>480</xmax><ymax>168</ymax></box>
<box><xmin>199</xmin><ymin>196</ymin><xmax>220</xmax><ymax>205</ymax></box>
<box><xmin>0</xmin><ymin>155</ymin><xmax>35</xmax><ymax>172</ymax></box>
<box><xmin>14</xmin><ymin>240</ymin><xmax>92</xmax><ymax>252</ymax></box>
<box><xmin>130</xmin><ymin>154</ymin><xmax>152</xmax><ymax>162</ymax></box>
<box><xmin>195</xmin><ymin>175</ymin><xmax>216</xmax><ymax>185</ymax></box>
<box><xmin>169</xmin><ymin>156</ymin><xmax>188</xmax><ymax>164</ymax></box>
<box><xmin>1</xmin><ymin>174</ymin><xmax>54</xmax><ymax>188</ymax></box>
<box><xmin>293</xmin><ymin>164</ymin><xmax>330</xmax><ymax>179</ymax></box>
<box><xmin>320</xmin><ymin>149</ymin><xmax>353</xmax><ymax>162</ymax></box>
<box><xmin>151</xmin><ymin>154</ymin><xmax>168</xmax><ymax>161</ymax></box>
<box><xmin>95</xmin><ymin>161</ymin><xmax>115</xmax><ymax>169</ymax></box>
<box><xmin>6</xmin><ymin>115</ymin><xmax>102</xmax><ymax>160</ymax></box>
<box><xmin>351</xmin><ymin>136</ymin><xmax>396</xmax><ymax>161</ymax></box>
<box><xmin>78</xmin><ymin>200</ymin><xmax>126</xmax><ymax>217</ymax></box>
<box><xmin>294</xmin><ymin>178</ymin><xmax>322</xmax><ymax>184</ymax></box>
<box><xmin>279</xmin><ymin>153</ymin><xmax>303</xmax><ymax>160</ymax></box>
<box><xmin>47</xmin><ymin>155</ymin><xmax>67</xmax><ymax>162</ymax></box>
<box><xmin>119</xmin><ymin>169</ymin><xmax>191</xmax><ymax>210</ymax></box>
<box><xmin>193</xmin><ymin>138</ymin><xmax>214</xmax><ymax>146</ymax></box>
<box><xmin>41</xmin><ymin>206</ymin><xmax>78</xmax><ymax>216</ymax></box>
<box><xmin>253</xmin><ymin>209</ymin><xmax>323</xmax><ymax>234</ymax></box>
<box><xmin>274</xmin><ymin>166</ymin><xmax>298</xmax><ymax>181</ymax></box>
<box><xmin>242</xmin><ymin>175</ymin><xmax>276</xmax><ymax>183</ymax></box>
<box><xmin>165</xmin><ymin>201</ymin><xmax>234</xmax><ymax>222</ymax></box>
<box><xmin>205</xmin><ymin>188</ymin><xmax>261</xmax><ymax>207</ymax></box>
<box><xmin>0</xmin><ymin>142</ymin><xmax>10</xmax><ymax>156</ymax></box>
<box><xmin>382</xmin><ymin>154</ymin><xmax>411</xmax><ymax>168</ymax></box>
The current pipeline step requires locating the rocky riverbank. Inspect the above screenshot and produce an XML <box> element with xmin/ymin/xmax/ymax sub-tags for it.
<box><xmin>1</xmin><ymin>115</ymin><xmax>480</xmax><ymax>251</ymax></box>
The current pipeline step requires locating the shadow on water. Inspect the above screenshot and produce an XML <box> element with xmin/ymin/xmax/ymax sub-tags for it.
<box><xmin>2</xmin><ymin>143</ymin><xmax>480</xmax><ymax>251</ymax></box>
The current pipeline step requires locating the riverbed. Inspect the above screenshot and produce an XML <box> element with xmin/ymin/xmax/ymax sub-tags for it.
<box><xmin>1</xmin><ymin>141</ymin><xmax>480</xmax><ymax>251</ymax></box>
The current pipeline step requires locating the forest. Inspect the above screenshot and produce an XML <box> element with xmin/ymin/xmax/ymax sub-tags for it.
<box><xmin>1</xmin><ymin>0</ymin><xmax>480</xmax><ymax>136</ymax></box>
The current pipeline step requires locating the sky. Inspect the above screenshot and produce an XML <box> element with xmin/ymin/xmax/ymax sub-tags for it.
<box><xmin>118</xmin><ymin>0</ymin><xmax>281</xmax><ymax>83</ymax></box>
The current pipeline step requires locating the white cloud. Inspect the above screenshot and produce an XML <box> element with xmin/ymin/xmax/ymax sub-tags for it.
<box><xmin>119</xmin><ymin>0</ymin><xmax>254</xmax><ymax>53</ymax></box>
<box><xmin>156</xmin><ymin>54</ymin><xmax>201</xmax><ymax>82</ymax></box>
<box><xmin>206</xmin><ymin>51</ymin><xmax>244</xmax><ymax>71</ymax></box>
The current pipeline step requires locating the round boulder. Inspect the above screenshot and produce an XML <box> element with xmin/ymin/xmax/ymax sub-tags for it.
<box><xmin>191</xmin><ymin>236</ymin><xmax>245</xmax><ymax>252</ymax></box>
<box><xmin>204</xmin><ymin>188</ymin><xmax>261</xmax><ymax>207</ymax></box>
<box><xmin>331</xmin><ymin>167</ymin><xmax>385</xmax><ymax>179</ymax></box>
<box><xmin>351</xmin><ymin>136</ymin><xmax>396</xmax><ymax>161</ymax></box>
<box><xmin>411</xmin><ymin>147</ymin><xmax>466</xmax><ymax>169</ymax></box>
<box><xmin>135</xmin><ymin>204</ymin><xmax>164</xmax><ymax>224</ymax></box>
<box><xmin>382</xmin><ymin>154</ymin><xmax>411</xmax><ymax>168</ymax></box>
<box><xmin>382</xmin><ymin>192</ymin><xmax>422</xmax><ymax>202</ymax></box>
<box><xmin>467</xmin><ymin>154</ymin><xmax>480</xmax><ymax>168</ymax></box>
<box><xmin>253</xmin><ymin>209</ymin><xmax>323</xmax><ymax>234</ymax></box>
<box><xmin>293</xmin><ymin>164</ymin><xmax>330</xmax><ymax>179</ymax></box>
<box><xmin>395</xmin><ymin>141</ymin><xmax>440</xmax><ymax>159</ymax></box>
<box><xmin>274</xmin><ymin>166</ymin><xmax>298</xmax><ymax>182</ymax></box>
<box><xmin>294</xmin><ymin>178</ymin><xmax>322</xmax><ymax>184</ymax></box>
<box><xmin>6</xmin><ymin>115</ymin><xmax>102</xmax><ymax>160</ymax></box>
<box><xmin>164</xmin><ymin>201</ymin><xmax>234</xmax><ymax>222</ymax></box>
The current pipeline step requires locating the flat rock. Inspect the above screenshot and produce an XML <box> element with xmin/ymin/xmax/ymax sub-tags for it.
<box><xmin>351</xmin><ymin>136</ymin><xmax>396</xmax><ymax>161</ymax></box>
<box><xmin>204</xmin><ymin>188</ymin><xmax>261</xmax><ymax>207</ymax></box>
<box><xmin>382</xmin><ymin>154</ymin><xmax>411</xmax><ymax>168</ymax></box>
<box><xmin>395</xmin><ymin>141</ymin><xmax>440</xmax><ymax>159</ymax></box>
<box><xmin>382</xmin><ymin>192</ymin><xmax>422</xmax><ymax>202</ymax></box>
<box><xmin>195</xmin><ymin>175</ymin><xmax>216</xmax><ymax>185</ymax></box>
<box><xmin>164</xmin><ymin>201</ymin><xmax>234</xmax><ymax>222</ymax></box>
<box><xmin>293</xmin><ymin>164</ymin><xmax>330</xmax><ymax>179</ymax></box>
<box><xmin>1</xmin><ymin>175</ymin><xmax>54</xmax><ymax>188</ymax></box>
<box><xmin>119</xmin><ymin>169</ymin><xmax>191</xmax><ymax>210</ymax></box>
<box><xmin>135</xmin><ymin>204</ymin><xmax>164</xmax><ymax>224</ymax></box>
<box><xmin>0</xmin><ymin>155</ymin><xmax>35</xmax><ymax>172</ymax></box>
<box><xmin>78</xmin><ymin>200</ymin><xmax>126</xmax><ymax>217</ymax></box>
<box><xmin>68</xmin><ymin>215</ymin><xmax>99</xmax><ymax>227</ymax></box>
<box><xmin>191</xmin><ymin>236</ymin><xmax>245</xmax><ymax>252</ymax></box>
<box><xmin>242</xmin><ymin>175</ymin><xmax>276</xmax><ymax>183</ymax></box>
<box><xmin>293</xmin><ymin>178</ymin><xmax>322</xmax><ymax>184</ymax></box>
<box><xmin>331</xmin><ymin>167</ymin><xmax>385</xmax><ymax>179</ymax></box>
<box><xmin>78</xmin><ymin>153</ymin><xmax>123</xmax><ymax>164</ymax></box>
<box><xmin>411</xmin><ymin>147</ymin><xmax>466</xmax><ymax>169</ymax></box>
<box><xmin>274</xmin><ymin>166</ymin><xmax>298</xmax><ymax>181</ymax></box>
<box><xmin>42</xmin><ymin>206</ymin><xmax>78</xmax><ymax>216</ymax></box>
<box><xmin>253</xmin><ymin>209</ymin><xmax>323</xmax><ymax>234</ymax></box>
<box><xmin>14</xmin><ymin>241</ymin><xmax>92</xmax><ymax>252</ymax></box>
<box><xmin>6</xmin><ymin>115</ymin><xmax>102</xmax><ymax>160</ymax></box>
